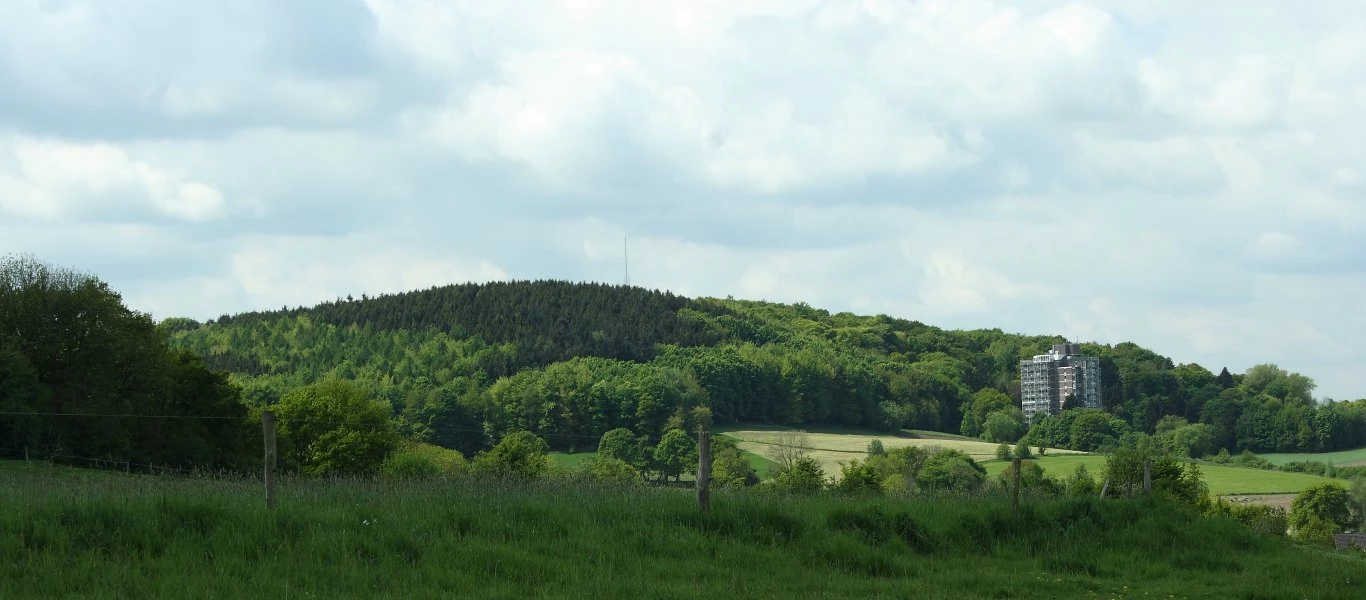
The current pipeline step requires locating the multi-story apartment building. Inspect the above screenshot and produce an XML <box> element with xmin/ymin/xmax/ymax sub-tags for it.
<box><xmin>1019</xmin><ymin>343</ymin><xmax>1101</xmax><ymax>422</ymax></box>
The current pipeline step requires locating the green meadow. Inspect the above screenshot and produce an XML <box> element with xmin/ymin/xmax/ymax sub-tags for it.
<box><xmin>984</xmin><ymin>455</ymin><xmax>1339</xmax><ymax>496</ymax></box>
<box><xmin>5</xmin><ymin>460</ymin><xmax>1366</xmax><ymax>599</ymax></box>
<box><xmin>1260</xmin><ymin>446</ymin><xmax>1366</xmax><ymax>467</ymax></box>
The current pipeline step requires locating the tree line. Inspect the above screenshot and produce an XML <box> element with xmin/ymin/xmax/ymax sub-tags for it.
<box><xmin>5</xmin><ymin>253</ymin><xmax>1366</xmax><ymax>477</ymax></box>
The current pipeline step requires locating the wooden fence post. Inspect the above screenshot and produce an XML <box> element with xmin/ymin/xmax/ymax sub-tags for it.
<box><xmin>1143</xmin><ymin>460</ymin><xmax>1152</xmax><ymax>496</ymax></box>
<box><xmin>1011</xmin><ymin>457</ymin><xmax>1021</xmax><ymax>515</ymax></box>
<box><xmin>1099</xmin><ymin>479</ymin><xmax>1109</xmax><ymax>500</ymax></box>
<box><xmin>696</xmin><ymin>428</ymin><xmax>712</xmax><ymax>513</ymax></box>
<box><xmin>262</xmin><ymin>410</ymin><xmax>278</xmax><ymax>510</ymax></box>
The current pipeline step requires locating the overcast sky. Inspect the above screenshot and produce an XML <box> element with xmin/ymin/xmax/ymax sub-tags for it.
<box><xmin>1</xmin><ymin>0</ymin><xmax>1363</xmax><ymax>399</ymax></box>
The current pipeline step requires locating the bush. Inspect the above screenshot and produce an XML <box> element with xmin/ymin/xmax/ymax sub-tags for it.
<box><xmin>1208</xmin><ymin>500</ymin><xmax>1287</xmax><ymax>537</ymax></box>
<box><xmin>582</xmin><ymin>456</ymin><xmax>642</xmax><ymax>485</ymax></box>
<box><xmin>472</xmin><ymin>431</ymin><xmax>551</xmax><ymax>479</ymax></box>
<box><xmin>1064</xmin><ymin>464</ymin><xmax>1097</xmax><ymax>497</ymax></box>
<box><xmin>995</xmin><ymin>443</ymin><xmax>1012</xmax><ymax>461</ymax></box>
<box><xmin>916</xmin><ymin>449</ymin><xmax>986</xmax><ymax>493</ymax></box>
<box><xmin>866</xmin><ymin>439</ymin><xmax>886</xmax><ymax>457</ymax></box>
<box><xmin>1289</xmin><ymin>483</ymin><xmax>1356</xmax><ymax>544</ymax></box>
<box><xmin>767</xmin><ymin>456</ymin><xmax>826</xmax><ymax>494</ymax></box>
<box><xmin>380</xmin><ymin>443</ymin><xmax>466</xmax><ymax>480</ymax></box>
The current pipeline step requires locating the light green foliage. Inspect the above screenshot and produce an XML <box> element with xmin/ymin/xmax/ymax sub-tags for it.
<box><xmin>710</xmin><ymin>436</ymin><xmax>757</xmax><ymax>487</ymax></box>
<box><xmin>830</xmin><ymin>459</ymin><xmax>882</xmax><ymax>494</ymax></box>
<box><xmin>866</xmin><ymin>439</ymin><xmax>886</xmax><ymax>457</ymax></box>
<box><xmin>277</xmin><ymin>379</ymin><xmax>398</xmax><ymax>477</ymax></box>
<box><xmin>582</xmin><ymin>456</ymin><xmax>642</xmax><ymax>484</ymax></box>
<box><xmin>1064</xmin><ymin>464</ymin><xmax>1097</xmax><ymax>497</ymax></box>
<box><xmin>767</xmin><ymin>456</ymin><xmax>826</xmax><ymax>493</ymax></box>
<box><xmin>380</xmin><ymin>442</ymin><xmax>467</xmax><ymax>480</ymax></box>
<box><xmin>597</xmin><ymin>428</ymin><xmax>648</xmax><ymax>468</ymax></box>
<box><xmin>916</xmin><ymin>449</ymin><xmax>987</xmax><ymax>493</ymax></box>
<box><xmin>1014</xmin><ymin>440</ymin><xmax>1032</xmax><ymax>459</ymax></box>
<box><xmin>1289</xmin><ymin>483</ymin><xmax>1357</xmax><ymax>544</ymax></box>
<box><xmin>1025</xmin><ymin>408</ymin><xmax>1129</xmax><ymax>453</ymax></box>
<box><xmin>996</xmin><ymin>460</ymin><xmax>1061</xmax><ymax>495</ymax></box>
<box><xmin>653</xmin><ymin>428</ymin><xmax>697</xmax><ymax>482</ymax></box>
<box><xmin>960</xmin><ymin>388</ymin><xmax>1013</xmax><ymax>438</ymax></box>
<box><xmin>1206</xmin><ymin>500</ymin><xmax>1287</xmax><ymax>537</ymax></box>
<box><xmin>472</xmin><ymin>430</ymin><xmax>551</xmax><ymax>479</ymax></box>
<box><xmin>982</xmin><ymin>408</ymin><xmax>1025</xmax><ymax>443</ymax></box>
<box><xmin>996</xmin><ymin>443</ymin><xmax>1012</xmax><ymax>461</ymax></box>
<box><xmin>1102</xmin><ymin>433</ymin><xmax>1208</xmax><ymax>507</ymax></box>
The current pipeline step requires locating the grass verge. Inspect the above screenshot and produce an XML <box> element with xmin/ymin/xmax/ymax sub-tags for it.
<box><xmin>3</xmin><ymin>460</ymin><xmax>1365</xmax><ymax>599</ymax></box>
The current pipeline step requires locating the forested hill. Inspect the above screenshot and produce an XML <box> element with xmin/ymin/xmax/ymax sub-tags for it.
<box><xmin>201</xmin><ymin>281</ymin><xmax>722</xmax><ymax>371</ymax></box>
<box><xmin>163</xmin><ymin>280</ymin><xmax>1366</xmax><ymax>456</ymax></box>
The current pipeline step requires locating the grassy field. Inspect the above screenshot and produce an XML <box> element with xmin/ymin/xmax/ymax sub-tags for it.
<box><xmin>550</xmin><ymin>450</ymin><xmax>600</xmax><ymax>470</ymax></box>
<box><xmin>718</xmin><ymin>426</ymin><xmax>1084</xmax><ymax>479</ymax></box>
<box><xmin>4</xmin><ymin>460</ymin><xmax>1365</xmax><ymax>599</ymax></box>
<box><xmin>1261</xmin><ymin>446</ymin><xmax>1366</xmax><ymax>466</ymax></box>
<box><xmin>984</xmin><ymin>455</ymin><xmax>1339</xmax><ymax>496</ymax></box>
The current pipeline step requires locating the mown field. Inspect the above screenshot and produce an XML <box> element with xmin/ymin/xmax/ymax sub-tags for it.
<box><xmin>717</xmin><ymin>427</ymin><xmax>1083</xmax><ymax>478</ymax></box>
<box><xmin>551</xmin><ymin>449</ymin><xmax>779</xmax><ymax>478</ymax></box>
<box><xmin>983</xmin><ymin>455</ymin><xmax>1339</xmax><ymax>496</ymax></box>
<box><xmin>1261</xmin><ymin>446</ymin><xmax>1366</xmax><ymax>467</ymax></box>
<box><xmin>4</xmin><ymin>460</ymin><xmax>1365</xmax><ymax>599</ymax></box>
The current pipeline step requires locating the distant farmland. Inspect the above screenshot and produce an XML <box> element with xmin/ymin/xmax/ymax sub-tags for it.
<box><xmin>718</xmin><ymin>427</ymin><xmax>1083</xmax><ymax>479</ymax></box>
<box><xmin>983</xmin><ymin>455</ymin><xmax>1338</xmax><ymax>496</ymax></box>
<box><xmin>1259</xmin><ymin>446</ymin><xmax>1366</xmax><ymax>467</ymax></box>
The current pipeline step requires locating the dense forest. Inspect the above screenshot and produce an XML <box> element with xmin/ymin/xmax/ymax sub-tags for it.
<box><xmin>6</xmin><ymin>252</ymin><xmax>1365</xmax><ymax>470</ymax></box>
<box><xmin>160</xmin><ymin>277</ymin><xmax>1366</xmax><ymax>457</ymax></box>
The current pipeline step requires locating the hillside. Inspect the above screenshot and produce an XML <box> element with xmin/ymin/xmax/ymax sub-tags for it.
<box><xmin>163</xmin><ymin>279</ymin><xmax>1366</xmax><ymax>458</ymax></box>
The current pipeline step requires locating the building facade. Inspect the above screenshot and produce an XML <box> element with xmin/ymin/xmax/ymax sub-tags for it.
<box><xmin>1019</xmin><ymin>343</ymin><xmax>1101</xmax><ymax>422</ymax></box>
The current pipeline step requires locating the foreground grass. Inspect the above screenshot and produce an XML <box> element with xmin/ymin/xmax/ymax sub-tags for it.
<box><xmin>985</xmin><ymin>455</ymin><xmax>1337</xmax><ymax>495</ymax></box>
<box><xmin>1261</xmin><ymin>446</ymin><xmax>1366</xmax><ymax>467</ymax></box>
<box><xmin>4</xmin><ymin>461</ymin><xmax>1365</xmax><ymax>599</ymax></box>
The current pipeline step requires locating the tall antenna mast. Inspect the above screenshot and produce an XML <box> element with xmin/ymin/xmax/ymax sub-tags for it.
<box><xmin>623</xmin><ymin>234</ymin><xmax>630</xmax><ymax>287</ymax></box>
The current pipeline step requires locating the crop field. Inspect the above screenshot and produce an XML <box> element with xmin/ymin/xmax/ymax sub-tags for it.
<box><xmin>1260</xmin><ymin>446</ymin><xmax>1366</xmax><ymax>467</ymax></box>
<box><xmin>5</xmin><ymin>460</ymin><xmax>1366</xmax><ymax>599</ymax></box>
<box><xmin>718</xmin><ymin>427</ymin><xmax>1084</xmax><ymax>478</ymax></box>
<box><xmin>983</xmin><ymin>455</ymin><xmax>1338</xmax><ymax>496</ymax></box>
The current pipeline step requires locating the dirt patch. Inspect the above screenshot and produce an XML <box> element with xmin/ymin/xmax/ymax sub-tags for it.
<box><xmin>1220</xmin><ymin>493</ymin><xmax>1296</xmax><ymax>511</ymax></box>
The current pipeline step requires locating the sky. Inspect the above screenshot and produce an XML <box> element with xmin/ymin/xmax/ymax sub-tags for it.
<box><xmin>1</xmin><ymin>0</ymin><xmax>1363</xmax><ymax>400</ymax></box>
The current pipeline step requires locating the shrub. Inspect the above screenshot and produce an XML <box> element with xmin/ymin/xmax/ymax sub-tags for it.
<box><xmin>866</xmin><ymin>439</ymin><xmax>886</xmax><ymax>457</ymax></box>
<box><xmin>582</xmin><ymin>456</ymin><xmax>642</xmax><ymax>485</ymax></box>
<box><xmin>916</xmin><ymin>449</ymin><xmax>986</xmax><ymax>493</ymax></box>
<box><xmin>995</xmin><ymin>443</ymin><xmax>1012</xmax><ymax>461</ymax></box>
<box><xmin>380</xmin><ymin>443</ymin><xmax>466</xmax><ymax>480</ymax></box>
<box><xmin>472</xmin><ymin>431</ymin><xmax>551</xmax><ymax>479</ymax></box>
<box><xmin>1064</xmin><ymin>464</ymin><xmax>1097</xmax><ymax>497</ymax></box>
<box><xmin>1208</xmin><ymin>500</ymin><xmax>1287</xmax><ymax>537</ymax></box>
<box><xmin>767</xmin><ymin>457</ymin><xmax>826</xmax><ymax>494</ymax></box>
<box><xmin>1289</xmin><ymin>483</ymin><xmax>1356</xmax><ymax>544</ymax></box>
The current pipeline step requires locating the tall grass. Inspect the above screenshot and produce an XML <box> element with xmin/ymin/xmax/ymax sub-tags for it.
<box><xmin>3</xmin><ymin>461</ymin><xmax>1364</xmax><ymax>599</ymax></box>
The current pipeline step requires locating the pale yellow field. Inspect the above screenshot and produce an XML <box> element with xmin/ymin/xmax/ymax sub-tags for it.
<box><xmin>719</xmin><ymin>428</ymin><xmax>1085</xmax><ymax>480</ymax></box>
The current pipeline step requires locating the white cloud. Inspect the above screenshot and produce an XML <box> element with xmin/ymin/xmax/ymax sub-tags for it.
<box><xmin>2</xmin><ymin>0</ymin><xmax>1365</xmax><ymax>400</ymax></box>
<box><xmin>3</xmin><ymin>135</ymin><xmax>228</xmax><ymax>222</ymax></box>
